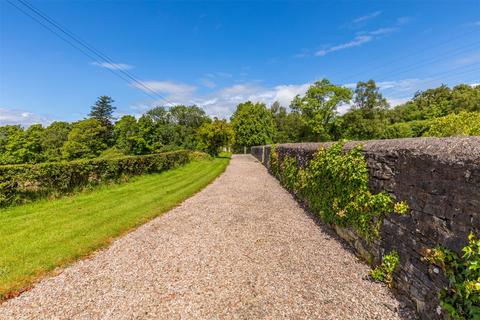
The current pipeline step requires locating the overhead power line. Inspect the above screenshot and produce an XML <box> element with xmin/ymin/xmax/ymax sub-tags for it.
<box><xmin>7</xmin><ymin>0</ymin><xmax>175</xmax><ymax>105</ymax></box>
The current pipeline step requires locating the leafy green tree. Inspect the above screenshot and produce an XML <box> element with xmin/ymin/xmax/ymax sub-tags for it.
<box><xmin>169</xmin><ymin>105</ymin><xmax>210</xmax><ymax>128</ymax></box>
<box><xmin>0</xmin><ymin>125</ymin><xmax>24</xmax><ymax>164</ymax></box>
<box><xmin>340</xmin><ymin>80</ymin><xmax>389</xmax><ymax>140</ymax></box>
<box><xmin>145</xmin><ymin>106</ymin><xmax>171</xmax><ymax>124</ymax></box>
<box><xmin>0</xmin><ymin>125</ymin><xmax>45</xmax><ymax>164</ymax></box>
<box><xmin>197</xmin><ymin>118</ymin><xmax>235</xmax><ymax>156</ymax></box>
<box><xmin>231</xmin><ymin>101</ymin><xmax>275</xmax><ymax>148</ymax></box>
<box><xmin>41</xmin><ymin>121</ymin><xmax>72</xmax><ymax>161</ymax></box>
<box><xmin>61</xmin><ymin>119</ymin><xmax>108</xmax><ymax>160</ymax></box>
<box><xmin>114</xmin><ymin>115</ymin><xmax>148</xmax><ymax>155</ymax></box>
<box><xmin>291</xmin><ymin>79</ymin><xmax>352</xmax><ymax>141</ymax></box>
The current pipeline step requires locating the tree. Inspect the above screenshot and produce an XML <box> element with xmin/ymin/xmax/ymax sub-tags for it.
<box><xmin>231</xmin><ymin>101</ymin><xmax>275</xmax><ymax>148</ymax></box>
<box><xmin>42</xmin><ymin>121</ymin><xmax>72</xmax><ymax>161</ymax></box>
<box><xmin>89</xmin><ymin>96</ymin><xmax>116</xmax><ymax>127</ymax></box>
<box><xmin>145</xmin><ymin>106</ymin><xmax>171</xmax><ymax>124</ymax></box>
<box><xmin>291</xmin><ymin>79</ymin><xmax>352</xmax><ymax>141</ymax></box>
<box><xmin>61</xmin><ymin>119</ymin><xmax>108</xmax><ymax>160</ymax></box>
<box><xmin>340</xmin><ymin>80</ymin><xmax>389</xmax><ymax>140</ymax></box>
<box><xmin>114</xmin><ymin>115</ymin><xmax>148</xmax><ymax>155</ymax></box>
<box><xmin>197</xmin><ymin>118</ymin><xmax>235</xmax><ymax>156</ymax></box>
<box><xmin>169</xmin><ymin>105</ymin><xmax>210</xmax><ymax>128</ymax></box>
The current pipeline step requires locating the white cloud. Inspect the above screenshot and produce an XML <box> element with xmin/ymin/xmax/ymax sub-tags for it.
<box><xmin>315</xmin><ymin>27</ymin><xmax>397</xmax><ymax>57</ymax></box>
<box><xmin>0</xmin><ymin>108</ymin><xmax>54</xmax><ymax>126</ymax></box>
<box><xmin>91</xmin><ymin>62</ymin><xmax>133</xmax><ymax>70</ymax></box>
<box><xmin>200</xmin><ymin>78</ymin><xmax>217</xmax><ymax>88</ymax></box>
<box><xmin>131</xmin><ymin>80</ymin><xmax>197</xmax><ymax>96</ymax></box>
<box><xmin>130</xmin><ymin>80</ymin><xmax>313</xmax><ymax>119</ymax></box>
<box><xmin>353</xmin><ymin>11</ymin><xmax>382</xmax><ymax>24</ymax></box>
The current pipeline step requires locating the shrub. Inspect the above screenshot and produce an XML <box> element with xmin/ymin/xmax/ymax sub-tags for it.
<box><xmin>425</xmin><ymin>233</ymin><xmax>480</xmax><ymax>320</ymax></box>
<box><xmin>0</xmin><ymin>150</ymin><xmax>191</xmax><ymax>207</ymax></box>
<box><xmin>382</xmin><ymin>119</ymin><xmax>432</xmax><ymax>139</ymax></box>
<box><xmin>423</xmin><ymin>111</ymin><xmax>480</xmax><ymax>137</ymax></box>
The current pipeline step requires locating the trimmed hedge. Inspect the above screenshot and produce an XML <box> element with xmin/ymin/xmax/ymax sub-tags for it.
<box><xmin>0</xmin><ymin>150</ymin><xmax>191</xmax><ymax>207</ymax></box>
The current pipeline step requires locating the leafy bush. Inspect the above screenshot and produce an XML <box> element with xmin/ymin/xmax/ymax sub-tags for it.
<box><xmin>0</xmin><ymin>150</ymin><xmax>191</xmax><ymax>207</ymax></box>
<box><xmin>370</xmin><ymin>250</ymin><xmax>400</xmax><ymax>286</ymax></box>
<box><xmin>381</xmin><ymin>119</ymin><xmax>432</xmax><ymax>139</ymax></box>
<box><xmin>423</xmin><ymin>111</ymin><xmax>480</xmax><ymax>137</ymax></box>
<box><xmin>425</xmin><ymin>233</ymin><xmax>480</xmax><ymax>320</ymax></box>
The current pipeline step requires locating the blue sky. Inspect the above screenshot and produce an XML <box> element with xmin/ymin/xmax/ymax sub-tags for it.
<box><xmin>1</xmin><ymin>0</ymin><xmax>479</xmax><ymax>126</ymax></box>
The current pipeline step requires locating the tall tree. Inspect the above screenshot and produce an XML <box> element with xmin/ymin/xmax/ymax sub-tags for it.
<box><xmin>231</xmin><ymin>101</ymin><xmax>275</xmax><ymax>148</ymax></box>
<box><xmin>89</xmin><ymin>96</ymin><xmax>116</xmax><ymax>126</ymax></box>
<box><xmin>291</xmin><ymin>79</ymin><xmax>352</xmax><ymax>141</ymax></box>
<box><xmin>340</xmin><ymin>80</ymin><xmax>389</xmax><ymax>140</ymax></box>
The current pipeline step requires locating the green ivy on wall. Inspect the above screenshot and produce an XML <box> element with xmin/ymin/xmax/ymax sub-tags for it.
<box><xmin>426</xmin><ymin>233</ymin><xmax>480</xmax><ymax>320</ymax></box>
<box><xmin>270</xmin><ymin>142</ymin><xmax>397</xmax><ymax>241</ymax></box>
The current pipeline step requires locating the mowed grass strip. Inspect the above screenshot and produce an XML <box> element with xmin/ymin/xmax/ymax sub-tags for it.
<box><xmin>0</xmin><ymin>156</ymin><xmax>230</xmax><ymax>300</ymax></box>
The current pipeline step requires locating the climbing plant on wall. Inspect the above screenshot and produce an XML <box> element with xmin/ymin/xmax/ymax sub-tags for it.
<box><xmin>426</xmin><ymin>233</ymin><xmax>480</xmax><ymax>320</ymax></box>
<box><xmin>270</xmin><ymin>142</ymin><xmax>397</xmax><ymax>241</ymax></box>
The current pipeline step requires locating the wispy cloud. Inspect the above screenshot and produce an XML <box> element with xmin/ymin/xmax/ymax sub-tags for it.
<box><xmin>132</xmin><ymin>80</ymin><xmax>197</xmax><ymax>96</ymax></box>
<box><xmin>315</xmin><ymin>27</ymin><xmax>398</xmax><ymax>57</ymax></box>
<box><xmin>315</xmin><ymin>35</ymin><xmax>373</xmax><ymax>56</ymax></box>
<box><xmin>91</xmin><ymin>62</ymin><xmax>133</xmax><ymax>70</ymax></box>
<box><xmin>454</xmin><ymin>52</ymin><xmax>480</xmax><ymax>66</ymax></box>
<box><xmin>352</xmin><ymin>11</ymin><xmax>382</xmax><ymax>24</ymax></box>
<box><xmin>0</xmin><ymin>108</ymin><xmax>54</xmax><ymax>126</ymax></box>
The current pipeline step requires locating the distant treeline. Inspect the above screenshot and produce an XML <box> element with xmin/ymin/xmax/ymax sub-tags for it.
<box><xmin>1</xmin><ymin>80</ymin><xmax>479</xmax><ymax>165</ymax></box>
<box><xmin>231</xmin><ymin>80</ymin><xmax>480</xmax><ymax>148</ymax></box>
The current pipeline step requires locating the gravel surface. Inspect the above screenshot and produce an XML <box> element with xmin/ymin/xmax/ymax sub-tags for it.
<box><xmin>0</xmin><ymin>155</ymin><xmax>414</xmax><ymax>320</ymax></box>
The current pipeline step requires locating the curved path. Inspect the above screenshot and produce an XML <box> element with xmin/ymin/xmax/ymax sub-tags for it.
<box><xmin>0</xmin><ymin>155</ymin><xmax>413</xmax><ymax>319</ymax></box>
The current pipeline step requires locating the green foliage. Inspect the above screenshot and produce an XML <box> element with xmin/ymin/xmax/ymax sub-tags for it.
<box><xmin>270</xmin><ymin>142</ymin><xmax>398</xmax><ymax>241</ymax></box>
<box><xmin>114</xmin><ymin>115</ymin><xmax>149</xmax><ymax>155</ymax></box>
<box><xmin>370</xmin><ymin>250</ymin><xmax>400</xmax><ymax>286</ymax></box>
<box><xmin>41</xmin><ymin>121</ymin><xmax>72</xmax><ymax>161</ymax></box>
<box><xmin>339</xmin><ymin>80</ymin><xmax>389</xmax><ymax>140</ymax></box>
<box><xmin>231</xmin><ymin>101</ymin><xmax>275</xmax><ymax>147</ymax></box>
<box><xmin>291</xmin><ymin>79</ymin><xmax>352</xmax><ymax>141</ymax></box>
<box><xmin>381</xmin><ymin>119</ymin><xmax>432</xmax><ymax>139</ymax></box>
<box><xmin>423</xmin><ymin>111</ymin><xmax>480</xmax><ymax>138</ymax></box>
<box><xmin>197</xmin><ymin>118</ymin><xmax>235</xmax><ymax>156</ymax></box>
<box><xmin>425</xmin><ymin>233</ymin><xmax>480</xmax><ymax>320</ymax></box>
<box><xmin>0</xmin><ymin>150</ymin><xmax>191</xmax><ymax>207</ymax></box>
<box><xmin>61</xmin><ymin>119</ymin><xmax>109</xmax><ymax>160</ymax></box>
<box><xmin>394</xmin><ymin>201</ymin><xmax>410</xmax><ymax>215</ymax></box>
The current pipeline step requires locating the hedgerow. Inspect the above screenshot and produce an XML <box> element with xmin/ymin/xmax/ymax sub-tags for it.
<box><xmin>0</xmin><ymin>150</ymin><xmax>191</xmax><ymax>207</ymax></box>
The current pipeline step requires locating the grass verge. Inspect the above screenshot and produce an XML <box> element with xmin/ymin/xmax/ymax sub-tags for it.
<box><xmin>0</xmin><ymin>155</ymin><xmax>230</xmax><ymax>300</ymax></box>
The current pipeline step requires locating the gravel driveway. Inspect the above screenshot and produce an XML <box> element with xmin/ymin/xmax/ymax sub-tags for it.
<box><xmin>0</xmin><ymin>155</ymin><xmax>414</xmax><ymax>320</ymax></box>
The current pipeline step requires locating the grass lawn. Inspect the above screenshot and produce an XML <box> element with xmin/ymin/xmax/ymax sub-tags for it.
<box><xmin>0</xmin><ymin>155</ymin><xmax>230</xmax><ymax>300</ymax></box>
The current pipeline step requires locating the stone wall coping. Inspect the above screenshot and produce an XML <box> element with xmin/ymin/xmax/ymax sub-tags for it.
<box><xmin>253</xmin><ymin>136</ymin><xmax>480</xmax><ymax>165</ymax></box>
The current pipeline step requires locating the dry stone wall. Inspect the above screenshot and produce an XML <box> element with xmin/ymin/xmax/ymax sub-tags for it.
<box><xmin>251</xmin><ymin>137</ymin><xmax>480</xmax><ymax>320</ymax></box>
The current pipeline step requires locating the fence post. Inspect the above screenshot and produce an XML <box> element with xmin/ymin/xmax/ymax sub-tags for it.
<box><xmin>261</xmin><ymin>145</ymin><xmax>265</xmax><ymax>163</ymax></box>
<box><xmin>244</xmin><ymin>146</ymin><xmax>246</xmax><ymax>154</ymax></box>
